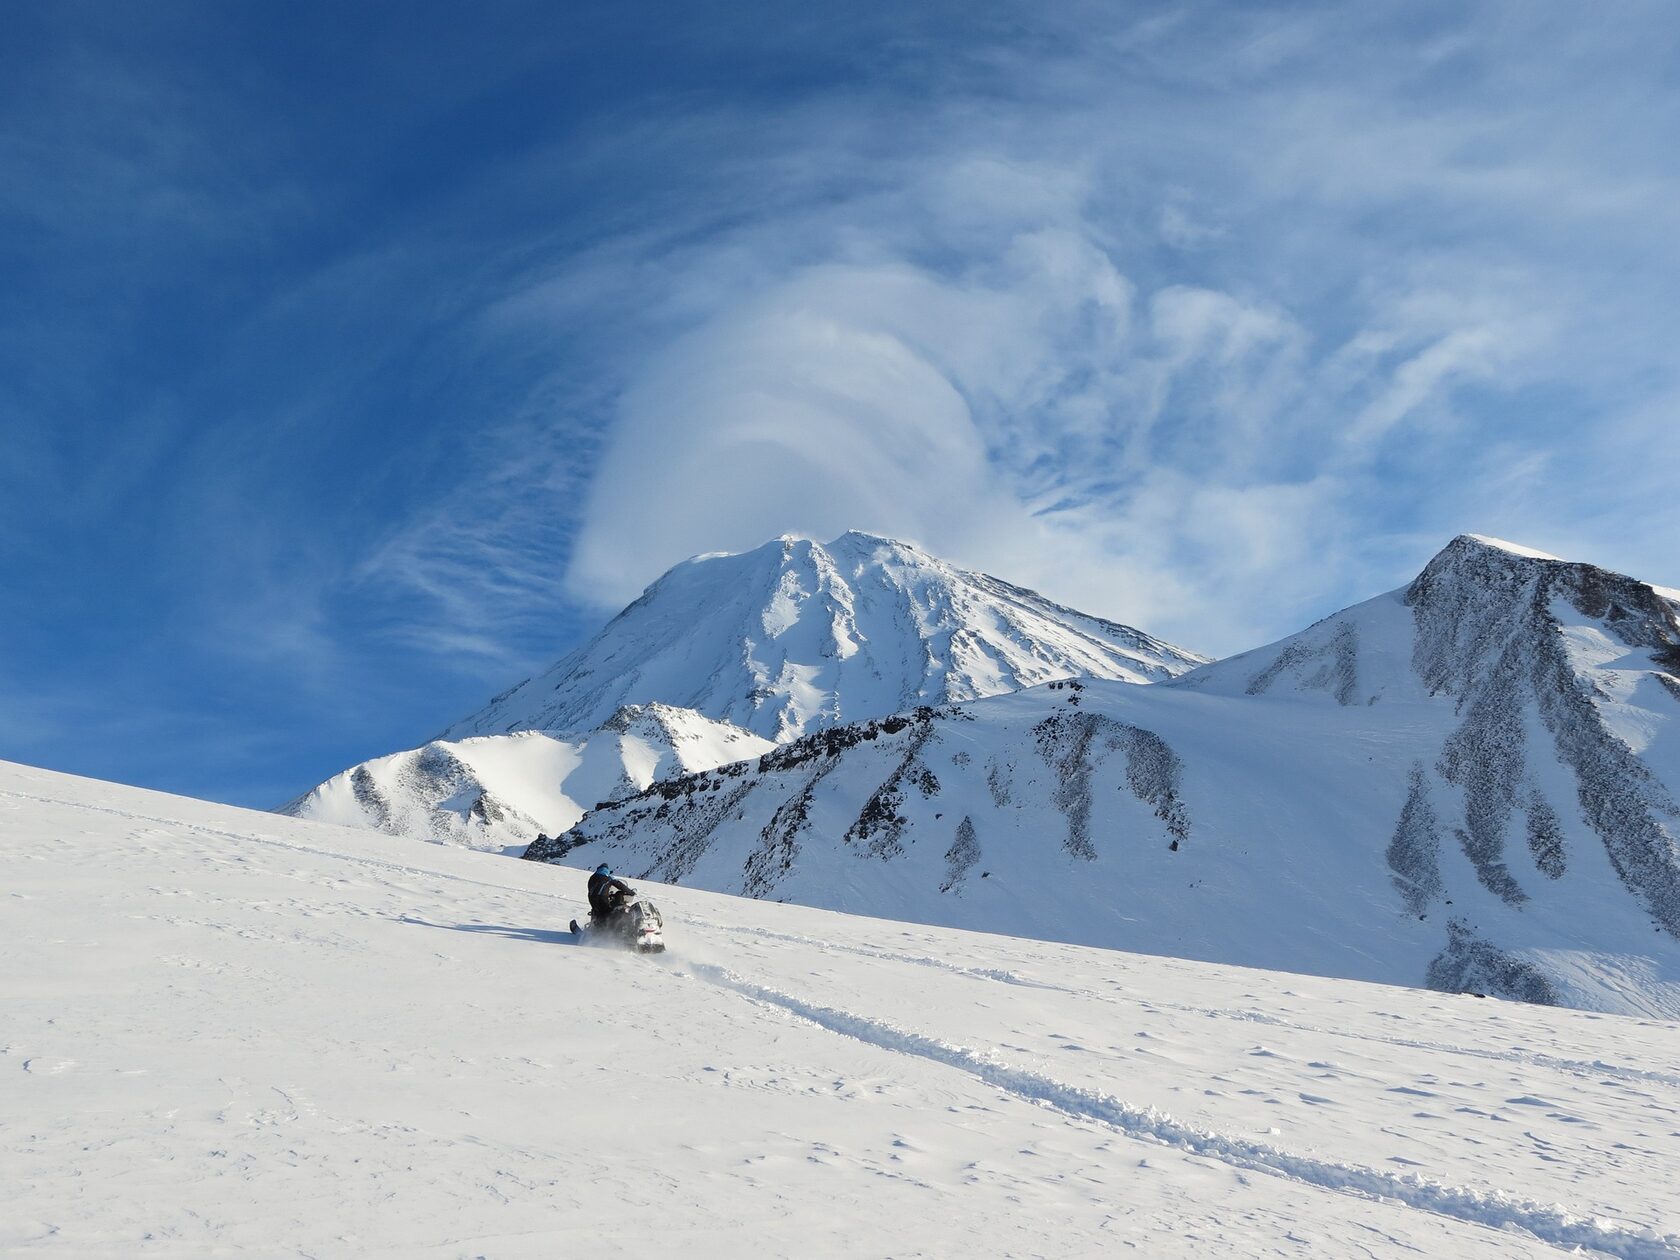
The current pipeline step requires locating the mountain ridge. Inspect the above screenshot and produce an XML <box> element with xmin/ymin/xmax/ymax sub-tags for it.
<box><xmin>527</xmin><ymin>534</ymin><xmax>1680</xmax><ymax>1015</ymax></box>
<box><xmin>279</xmin><ymin>703</ymin><xmax>774</xmax><ymax>851</ymax></box>
<box><xmin>282</xmin><ymin>530</ymin><xmax>1200</xmax><ymax>849</ymax></box>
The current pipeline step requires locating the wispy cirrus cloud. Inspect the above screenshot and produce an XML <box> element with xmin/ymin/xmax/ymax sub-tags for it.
<box><xmin>340</xmin><ymin>1</ymin><xmax>1679</xmax><ymax>659</ymax></box>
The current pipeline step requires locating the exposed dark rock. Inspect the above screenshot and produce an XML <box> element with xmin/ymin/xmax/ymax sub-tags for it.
<box><xmin>1386</xmin><ymin>764</ymin><xmax>1443</xmax><ymax>915</ymax></box>
<box><xmin>527</xmin><ymin>706</ymin><xmax>958</xmax><ymax>881</ymax></box>
<box><xmin>350</xmin><ymin>766</ymin><xmax>390</xmax><ymax>831</ymax></box>
<box><xmin>521</xmin><ymin>830</ymin><xmax>580</xmax><ymax>862</ymax></box>
<box><xmin>1120</xmin><ymin>726</ymin><xmax>1191</xmax><ymax>845</ymax></box>
<box><xmin>519</xmin><ymin>535</ymin><xmax>1678</xmax><ymax>1015</ymax></box>
<box><xmin>1525</xmin><ymin>789</ymin><xmax>1566</xmax><ymax>880</ymax></box>
<box><xmin>985</xmin><ymin>761</ymin><xmax>1012</xmax><ymax>808</ymax></box>
<box><xmin>742</xmin><ymin>756</ymin><xmax>841</xmax><ymax>897</ymax></box>
<box><xmin>1453</xmin><ymin>826</ymin><xmax>1527</xmax><ymax>905</ymax></box>
<box><xmin>1408</xmin><ymin>536</ymin><xmax>1680</xmax><ymax>935</ymax></box>
<box><xmin>1033</xmin><ymin>711</ymin><xmax>1189</xmax><ymax>858</ymax></box>
<box><xmin>940</xmin><ymin>817</ymin><xmax>981</xmax><ymax>894</ymax></box>
<box><xmin>1434</xmin><ymin>636</ymin><xmax>1530</xmax><ymax>906</ymax></box>
<box><xmin>1426</xmin><ymin>921</ymin><xmax>1560</xmax><ymax>1006</ymax></box>
<box><xmin>638</xmin><ymin>778</ymin><xmax>758</xmax><ymax>885</ymax></box>
<box><xmin>756</xmin><ymin>707</ymin><xmax>947</xmax><ymax>776</ymax></box>
<box><xmin>1564</xmin><ymin>565</ymin><xmax>1680</xmax><ymax>653</ymax></box>
<box><xmin>1246</xmin><ymin>620</ymin><xmax>1360</xmax><ymax>706</ymax></box>
<box><xmin>1034</xmin><ymin>712</ymin><xmax>1104</xmax><ymax>859</ymax></box>
<box><xmin>844</xmin><ymin>724</ymin><xmax>939</xmax><ymax>859</ymax></box>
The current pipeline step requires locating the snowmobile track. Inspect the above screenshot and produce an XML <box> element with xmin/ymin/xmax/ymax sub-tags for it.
<box><xmin>687</xmin><ymin>917</ymin><xmax>1063</xmax><ymax>989</ymax></box>
<box><xmin>695</xmin><ymin>917</ymin><xmax>1680</xmax><ymax>1092</ymax></box>
<box><xmin>684</xmin><ymin>961</ymin><xmax>1680</xmax><ymax>1260</ymax></box>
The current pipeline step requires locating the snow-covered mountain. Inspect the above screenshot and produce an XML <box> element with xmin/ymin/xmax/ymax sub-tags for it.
<box><xmin>281</xmin><ymin>532</ymin><xmax>1200</xmax><ymax>850</ymax></box>
<box><xmin>280</xmin><ymin>704</ymin><xmax>772</xmax><ymax>852</ymax></box>
<box><xmin>7</xmin><ymin>758</ymin><xmax>1678</xmax><ymax>1257</ymax></box>
<box><xmin>445</xmin><ymin>530</ymin><xmax>1206</xmax><ymax>744</ymax></box>
<box><xmin>528</xmin><ymin>535</ymin><xmax>1680</xmax><ymax>1016</ymax></box>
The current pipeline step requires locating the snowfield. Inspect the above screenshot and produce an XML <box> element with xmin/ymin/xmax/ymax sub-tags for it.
<box><xmin>5</xmin><ymin>758</ymin><xmax>1679</xmax><ymax>1259</ymax></box>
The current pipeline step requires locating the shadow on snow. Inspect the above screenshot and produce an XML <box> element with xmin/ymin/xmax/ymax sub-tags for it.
<box><xmin>398</xmin><ymin>915</ymin><xmax>580</xmax><ymax>946</ymax></box>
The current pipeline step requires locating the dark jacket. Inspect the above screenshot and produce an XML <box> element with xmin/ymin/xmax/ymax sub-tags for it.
<box><xmin>587</xmin><ymin>872</ymin><xmax>634</xmax><ymax>919</ymax></box>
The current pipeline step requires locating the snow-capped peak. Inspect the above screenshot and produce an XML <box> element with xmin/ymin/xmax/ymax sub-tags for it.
<box><xmin>443</xmin><ymin>531</ymin><xmax>1207</xmax><ymax>744</ymax></box>
<box><xmin>1455</xmin><ymin>533</ymin><xmax>1564</xmax><ymax>562</ymax></box>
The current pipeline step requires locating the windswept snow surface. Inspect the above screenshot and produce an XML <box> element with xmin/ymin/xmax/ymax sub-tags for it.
<box><xmin>5</xmin><ymin>760</ymin><xmax>1680</xmax><ymax>1259</ymax></box>
<box><xmin>280</xmin><ymin>704</ymin><xmax>773</xmax><ymax>852</ymax></box>
<box><xmin>538</xmin><ymin>536</ymin><xmax>1680</xmax><ymax>1016</ymax></box>
<box><xmin>444</xmin><ymin>531</ymin><xmax>1206</xmax><ymax>745</ymax></box>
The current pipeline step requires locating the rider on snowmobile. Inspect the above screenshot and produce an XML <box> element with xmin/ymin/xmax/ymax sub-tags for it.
<box><xmin>586</xmin><ymin>863</ymin><xmax>635</xmax><ymax>926</ymax></box>
<box><xmin>570</xmin><ymin>862</ymin><xmax>665</xmax><ymax>951</ymax></box>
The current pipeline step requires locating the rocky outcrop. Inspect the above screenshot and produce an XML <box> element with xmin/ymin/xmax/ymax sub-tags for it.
<box><xmin>1408</xmin><ymin>536</ymin><xmax>1680</xmax><ymax>935</ymax></box>
<box><xmin>1426</xmin><ymin>921</ymin><xmax>1561</xmax><ymax>1006</ymax></box>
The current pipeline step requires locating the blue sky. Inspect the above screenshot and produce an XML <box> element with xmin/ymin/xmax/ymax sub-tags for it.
<box><xmin>3</xmin><ymin>2</ymin><xmax>1679</xmax><ymax>808</ymax></box>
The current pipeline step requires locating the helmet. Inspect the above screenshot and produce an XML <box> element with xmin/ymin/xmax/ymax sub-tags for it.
<box><xmin>595</xmin><ymin>864</ymin><xmax>611</xmax><ymax>877</ymax></box>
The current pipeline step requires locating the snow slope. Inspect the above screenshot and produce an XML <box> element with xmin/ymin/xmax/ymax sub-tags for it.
<box><xmin>5</xmin><ymin>759</ymin><xmax>1679</xmax><ymax>1258</ymax></box>
<box><xmin>445</xmin><ymin>530</ymin><xmax>1206</xmax><ymax>744</ymax></box>
<box><xmin>533</xmin><ymin>536</ymin><xmax>1680</xmax><ymax>1016</ymax></box>
<box><xmin>280</xmin><ymin>704</ymin><xmax>772</xmax><ymax>853</ymax></box>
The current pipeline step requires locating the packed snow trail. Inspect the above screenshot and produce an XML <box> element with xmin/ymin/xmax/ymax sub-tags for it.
<box><xmin>5</xmin><ymin>759</ymin><xmax>1678</xmax><ymax>1259</ymax></box>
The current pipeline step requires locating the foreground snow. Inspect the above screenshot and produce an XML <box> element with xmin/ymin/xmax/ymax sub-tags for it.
<box><xmin>5</xmin><ymin>760</ymin><xmax>1678</xmax><ymax>1258</ymax></box>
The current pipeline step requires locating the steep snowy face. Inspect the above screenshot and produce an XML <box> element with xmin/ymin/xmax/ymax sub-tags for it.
<box><xmin>444</xmin><ymin>531</ymin><xmax>1205</xmax><ymax>744</ymax></box>
<box><xmin>1404</xmin><ymin>535</ymin><xmax>1680</xmax><ymax>933</ymax></box>
<box><xmin>529</xmin><ymin>536</ymin><xmax>1680</xmax><ymax>1015</ymax></box>
<box><xmin>280</xmin><ymin>704</ymin><xmax>773</xmax><ymax>852</ymax></box>
<box><xmin>1181</xmin><ymin>534</ymin><xmax>1680</xmax><ymax>936</ymax></box>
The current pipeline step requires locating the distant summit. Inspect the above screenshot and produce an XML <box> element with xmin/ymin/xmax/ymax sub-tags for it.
<box><xmin>280</xmin><ymin>531</ymin><xmax>1199</xmax><ymax>850</ymax></box>
<box><xmin>443</xmin><ymin>530</ymin><xmax>1206</xmax><ymax>744</ymax></box>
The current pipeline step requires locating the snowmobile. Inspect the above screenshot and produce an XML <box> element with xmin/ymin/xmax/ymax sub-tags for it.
<box><xmin>570</xmin><ymin>886</ymin><xmax>666</xmax><ymax>953</ymax></box>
